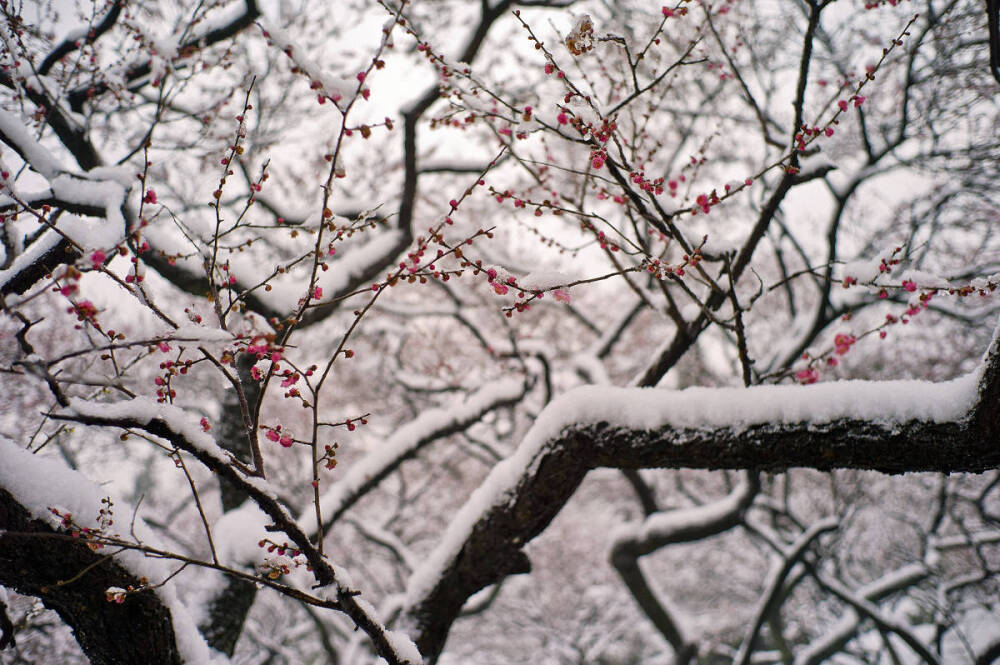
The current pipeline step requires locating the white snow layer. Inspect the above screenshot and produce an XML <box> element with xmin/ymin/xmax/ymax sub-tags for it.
<box><xmin>309</xmin><ymin>378</ymin><xmax>525</xmax><ymax>527</ymax></box>
<box><xmin>406</xmin><ymin>364</ymin><xmax>984</xmax><ymax>608</ymax></box>
<box><xmin>212</xmin><ymin>500</ymin><xmax>272</xmax><ymax>566</ymax></box>
<box><xmin>66</xmin><ymin>397</ymin><xmax>232</xmax><ymax>465</ymax></box>
<box><xmin>51</xmin><ymin>174</ymin><xmax>128</xmax><ymax>246</ymax></box>
<box><xmin>0</xmin><ymin>171</ymin><xmax>129</xmax><ymax>291</ymax></box>
<box><xmin>609</xmin><ymin>480</ymin><xmax>754</xmax><ymax>550</ymax></box>
<box><xmin>256</xmin><ymin>18</ymin><xmax>349</xmax><ymax>103</ymax></box>
<box><xmin>0</xmin><ymin>228</ymin><xmax>62</xmax><ymax>292</ymax></box>
<box><xmin>0</xmin><ymin>109</ymin><xmax>65</xmax><ymax>177</ymax></box>
<box><xmin>383</xmin><ymin>629</ymin><xmax>424</xmax><ymax>664</ymax></box>
<box><xmin>0</xmin><ymin>437</ymin><xmax>229</xmax><ymax>664</ymax></box>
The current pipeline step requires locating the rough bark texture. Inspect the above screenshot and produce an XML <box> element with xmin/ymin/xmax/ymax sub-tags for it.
<box><xmin>409</xmin><ymin>335</ymin><xmax>1000</xmax><ymax>660</ymax></box>
<box><xmin>0</xmin><ymin>489</ymin><xmax>182</xmax><ymax>665</ymax></box>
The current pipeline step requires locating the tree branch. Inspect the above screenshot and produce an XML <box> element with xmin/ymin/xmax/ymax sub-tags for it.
<box><xmin>404</xmin><ymin>323</ymin><xmax>1000</xmax><ymax>660</ymax></box>
<box><xmin>0</xmin><ymin>488</ymin><xmax>184</xmax><ymax>665</ymax></box>
<box><xmin>609</xmin><ymin>476</ymin><xmax>757</xmax><ymax>662</ymax></box>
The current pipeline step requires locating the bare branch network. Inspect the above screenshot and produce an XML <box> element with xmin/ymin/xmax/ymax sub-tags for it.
<box><xmin>1</xmin><ymin>1</ymin><xmax>999</xmax><ymax>664</ymax></box>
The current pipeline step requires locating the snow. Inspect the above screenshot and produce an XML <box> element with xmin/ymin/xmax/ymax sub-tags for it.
<box><xmin>841</xmin><ymin>258</ymin><xmax>882</xmax><ymax>283</ymax></box>
<box><xmin>970</xmin><ymin>273</ymin><xmax>1000</xmax><ymax>291</ymax></box>
<box><xmin>701</xmin><ymin>230</ymin><xmax>742</xmax><ymax>255</ymax></box>
<box><xmin>573</xmin><ymin>353</ymin><xmax>611</xmax><ymax>385</ymax></box>
<box><xmin>257</xmin><ymin>18</ymin><xmax>349</xmax><ymax>104</ymax></box>
<box><xmin>213</xmin><ymin>500</ymin><xmax>271</xmax><ymax>566</ymax></box>
<box><xmin>838</xmin><ymin>248</ymin><xmax>957</xmax><ymax>291</ymax></box>
<box><xmin>609</xmin><ymin>479</ymin><xmax>754</xmax><ymax>551</ymax></box>
<box><xmin>549</xmin><ymin>368</ymin><xmax>978</xmax><ymax>441</ymax></box>
<box><xmin>347</xmin><ymin>520</ymin><xmax>418</xmax><ymax>573</ymax></box>
<box><xmin>405</xmin><ymin>361</ymin><xmax>985</xmax><ymax>608</ymax></box>
<box><xmin>191</xmin><ymin>2</ymin><xmax>252</xmax><ymax>43</ymax></box>
<box><xmin>308</xmin><ymin>378</ymin><xmax>525</xmax><ymax>527</ymax></box>
<box><xmin>314</xmin><ymin>229</ymin><xmax>405</xmax><ymax>294</ymax></box>
<box><xmin>0</xmin><ymin>185</ymin><xmax>45</xmax><ymax>209</ymax></box>
<box><xmin>733</xmin><ymin>517</ymin><xmax>840</xmax><ymax>665</ymax></box>
<box><xmin>520</xmin><ymin>269</ymin><xmax>577</xmax><ymax>290</ymax></box>
<box><xmin>225</xmin><ymin>228</ymin><xmax>405</xmax><ymax>308</ymax></box>
<box><xmin>383</xmin><ymin>629</ymin><xmax>424</xmax><ymax>665</ymax></box>
<box><xmin>898</xmin><ymin>269</ymin><xmax>950</xmax><ymax>289</ymax></box>
<box><xmin>86</xmin><ymin>165</ymin><xmax>136</xmax><ymax>188</ymax></box>
<box><xmin>0</xmin><ymin>436</ymin><xmax>101</xmax><ymax>529</ymax></box>
<box><xmin>0</xmin><ymin>436</ymin><xmax>229</xmax><ymax>664</ymax></box>
<box><xmin>792</xmin><ymin>563</ymin><xmax>929</xmax><ymax>665</ymax></box>
<box><xmin>331</xmin><ymin>563</ymin><xmax>357</xmax><ymax>592</ymax></box>
<box><xmin>162</xmin><ymin>323</ymin><xmax>237</xmax><ymax>344</ymax></box>
<box><xmin>51</xmin><ymin>174</ymin><xmax>127</xmax><ymax>245</ymax></box>
<box><xmin>0</xmin><ymin>169</ymin><xmax>129</xmax><ymax>291</ymax></box>
<box><xmin>0</xmin><ymin>109</ymin><xmax>66</xmax><ymax>177</ymax></box>
<box><xmin>941</xmin><ymin>608</ymin><xmax>1000</xmax><ymax>663</ymax></box>
<box><xmin>65</xmin><ymin>397</ymin><xmax>232</xmax><ymax>467</ymax></box>
<box><xmin>0</xmin><ymin>228</ymin><xmax>62</xmax><ymax>292</ymax></box>
<box><xmin>50</xmin><ymin>26</ymin><xmax>89</xmax><ymax>52</ymax></box>
<box><xmin>930</xmin><ymin>530</ymin><xmax>1000</xmax><ymax>550</ymax></box>
<box><xmin>258</xmin><ymin>554</ymin><xmax>294</xmax><ymax>574</ymax></box>
<box><xmin>336</xmin><ymin>593</ymin><xmax>422</xmax><ymax>665</ymax></box>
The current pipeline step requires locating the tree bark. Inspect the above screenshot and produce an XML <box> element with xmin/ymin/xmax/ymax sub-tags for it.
<box><xmin>406</xmin><ymin>330</ymin><xmax>1000</xmax><ymax>660</ymax></box>
<box><xmin>0</xmin><ymin>489</ymin><xmax>183</xmax><ymax>665</ymax></box>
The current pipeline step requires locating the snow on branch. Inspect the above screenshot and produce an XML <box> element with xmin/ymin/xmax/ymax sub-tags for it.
<box><xmin>608</xmin><ymin>476</ymin><xmax>758</xmax><ymax>663</ymax></box>
<box><xmin>0</xmin><ymin>437</ymin><xmax>226</xmax><ymax>665</ymax></box>
<box><xmin>307</xmin><ymin>377</ymin><xmax>528</xmax><ymax>531</ymax></box>
<box><xmin>256</xmin><ymin>17</ymin><xmax>349</xmax><ymax>106</ymax></box>
<box><xmin>0</xmin><ymin>130</ymin><xmax>132</xmax><ymax>296</ymax></box>
<box><xmin>38</xmin><ymin>0</ymin><xmax>125</xmax><ymax>76</ymax></box>
<box><xmin>610</xmin><ymin>475</ymin><xmax>757</xmax><ymax>560</ymax></box>
<box><xmin>64</xmin><ymin>1</ymin><xmax>262</xmax><ymax>113</ymax></box>
<box><xmin>0</xmin><ymin>109</ymin><xmax>67</xmax><ymax>178</ymax></box>
<box><xmin>734</xmin><ymin>518</ymin><xmax>840</xmax><ymax>665</ymax></box>
<box><xmin>793</xmin><ymin>562</ymin><xmax>930</xmax><ymax>665</ymax></box>
<box><xmin>807</xmin><ymin>567</ymin><xmax>941</xmax><ymax>665</ymax></box>
<box><xmin>50</xmin><ymin>398</ymin><xmax>420</xmax><ymax>665</ymax></box>
<box><xmin>403</xmin><ymin>325</ymin><xmax>1000</xmax><ymax>659</ymax></box>
<box><xmin>58</xmin><ymin>397</ymin><xmax>333</xmax><ymax>584</ymax></box>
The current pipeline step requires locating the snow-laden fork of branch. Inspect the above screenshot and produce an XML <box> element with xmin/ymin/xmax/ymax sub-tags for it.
<box><xmin>44</xmin><ymin>398</ymin><xmax>422</xmax><ymax>665</ymax></box>
<box><xmin>402</xmin><ymin>321</ymin><xmax>1000</xmax><ymax>659</ymax></box>
<box><xmin>0</xmin><ymin>108</ymin><xmax>133</xmax><ymax>296</ymax></box>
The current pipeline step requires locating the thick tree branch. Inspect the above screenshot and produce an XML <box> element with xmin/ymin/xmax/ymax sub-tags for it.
<box><xmin>50</xmin><ymin>400</ymin><xmax>416</xmax><ymax>665</ymax></box>
<box><xmin>0</xmin><ymin>488</ymin><xmax>184</xmax><ymax>665</ymax></box>
<box><xmin>609</xmin><ymin>477</ymin><xmax>758</xmax><ymax>663</ymax></box>
<box><xmin>404</xmin><ymin>325</ymin><xmax>1000</xmax><ymax>660</ymax></box>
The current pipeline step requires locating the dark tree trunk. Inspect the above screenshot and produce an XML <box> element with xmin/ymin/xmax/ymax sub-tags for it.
<box><xmin>0</xmin><ymin>489</ymin><xmax>183</xmax><ymax>665</ymax></box>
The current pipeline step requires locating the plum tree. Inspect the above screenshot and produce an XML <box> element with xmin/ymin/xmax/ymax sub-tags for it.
<box><xmin>1</xmin><ymin>1</ymin><xmax>999</xmax><ymax>664</ymax></box>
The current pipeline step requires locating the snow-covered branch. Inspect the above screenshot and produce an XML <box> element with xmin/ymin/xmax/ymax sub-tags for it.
<box><xmin>404</xmin><ymin>326</ymin><xmax>1000</xmax><ymax>659</ymax></box>
<box><xmin>0</xmin><ymin>438</ymin><xmax>224</xmax><ymax>665</ymax></box>
<box><xmin>307</xmin><ymin>377</ymin><xmax>529</xmax><ymax>531</ymax></box>
<box><xmin>608</xmin><ymin>476</ymin><xmax>758</xmax><ymax>663</ymax></box>
<box><xmin>49</xmin><ymin>398</ymin><xmax>419</xmax><ymax>665</ymax></box>
<box><xmin>794</xmin><ymin>562</ymin><xmax>930</xmax><ymax>665</ymax></box>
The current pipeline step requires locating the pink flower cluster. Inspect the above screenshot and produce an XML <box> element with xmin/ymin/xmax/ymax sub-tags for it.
<box><xmin>264</xmin><ymin>426</ymin><xmax>294</xmax><ymax>448</ymax></box>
